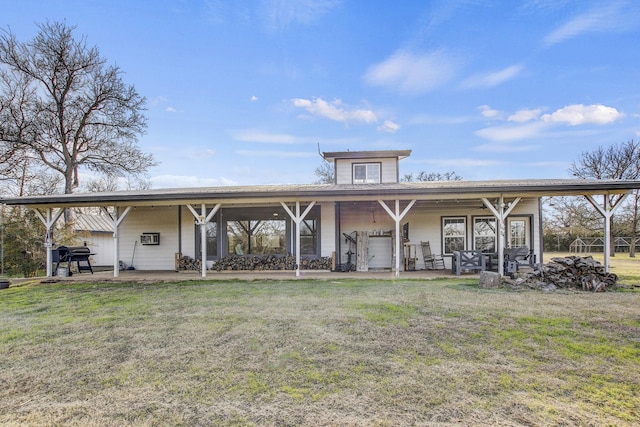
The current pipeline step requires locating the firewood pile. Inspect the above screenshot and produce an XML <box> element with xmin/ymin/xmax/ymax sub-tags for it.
<box><xmin>211</xmin><ymin>255</ymin><xmax>332</xmax><ymax>271</ymax></box>
<box><xmin>515</xmin><ymin>255</ymin><xmax>617</xmax><ymax>292</ymax></box>
<box><xmin>176</xmin><ymin>255</ymin><xmax>202</xmax><ymax>271</ymax></box>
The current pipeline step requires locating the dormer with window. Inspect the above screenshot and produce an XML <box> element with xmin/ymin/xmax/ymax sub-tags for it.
<box><xmin>322</xmin><ymin>150</ymin><xmax>411</xmax><ymax>184</ymax></box>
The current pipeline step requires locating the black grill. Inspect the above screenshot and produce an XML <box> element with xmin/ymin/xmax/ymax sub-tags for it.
<box><xmin>54</xmin><ymin>246</ymin><xmax>94</xmax><ymax>275</ymax></box>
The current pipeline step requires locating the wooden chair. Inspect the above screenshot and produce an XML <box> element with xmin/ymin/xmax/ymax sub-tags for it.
<box><xmin>421</xmin><ymin>241</ymin><xmax>445</xmax><ymax>270</ymax></box>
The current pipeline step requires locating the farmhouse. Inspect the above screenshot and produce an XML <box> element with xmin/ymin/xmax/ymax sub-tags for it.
<box><xmin>2</xmin><ymin>149</ymin><xmax>639</xmax><ymax>278</ymax></box>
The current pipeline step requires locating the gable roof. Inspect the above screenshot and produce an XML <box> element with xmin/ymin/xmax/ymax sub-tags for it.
<box><xmin>2</xmin><ymin>179</ymin><xmax>639</xmax><ymax>208</ymax></box>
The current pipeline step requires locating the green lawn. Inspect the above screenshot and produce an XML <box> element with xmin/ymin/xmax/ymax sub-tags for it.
<box><xmin>1</xmin><ymin>278</ymin><xmax>639</xmax><ymax>426</ymax></box>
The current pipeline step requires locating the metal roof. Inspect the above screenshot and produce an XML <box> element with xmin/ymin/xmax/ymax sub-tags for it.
<box><xmin>73</xmin><ymin>213</ymin><xmax>114</xmax><ymax>232</ymax></box>
<box><xmin>2</xmin><ymin>178</ymin><xmax>639</xmax><ymax>208</ymax></box>
<box><xmin>322</xmin><ymin>149</ymin><xmax>412</xmax><ymax>162</ymax></box>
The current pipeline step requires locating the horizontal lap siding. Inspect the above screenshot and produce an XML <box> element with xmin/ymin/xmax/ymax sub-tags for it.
<box><xmin>335</xmin><ymin>158</ymin><xmax>398</xmax><ymax>184</ymax></box>
<box><xmin>119</xmin><ymin>206</ymin><xmax>180</xmax><ymax>270</ymax></box>
<box><xmin>338</xmin><ymin>197</ymin><xmax>540</xmax><ymax>270</ymax></box>
<box><xmin>320</xmin><ymin>203</ymin><xmax>335</xmax><ymax>257</ymax></box>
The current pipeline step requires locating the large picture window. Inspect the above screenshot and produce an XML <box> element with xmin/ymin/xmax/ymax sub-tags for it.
<box><xmin>442</xmin><ymin>217</ymin><xmax>466</xmax><ymax>255</ymax></box>
<box><xmin>227</xmin><ymin>219</ymin><xmax>286</xmax><ymax>255</ymax></box>
<box><xmin>353</xmin><ymin>163</ymin><xmax>381</xmax><ymax>184</ymax></box>
<box><xmin>473</xmin><ymin>217</ymin><xmax>496</xmax><ymax>253</ymax></box>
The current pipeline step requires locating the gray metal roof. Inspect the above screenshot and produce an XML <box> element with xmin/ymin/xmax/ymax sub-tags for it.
<box><xmin>322</xmin><ymin>149</ymin><xmax>412</xmax><ymax>162</ymax></box>
<box><xmin>2</xmin><ymin>178</ymin><xmax>639</xmax><ymax>208</ymax></box>
<box><xmin>73</xmin><ymin>213</ymin><xmax>114</xmax><ymax>232</ymax></box>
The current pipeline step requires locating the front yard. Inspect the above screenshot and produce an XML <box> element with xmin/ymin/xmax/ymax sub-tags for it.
<box><xmin>1</xmin><ymin>278</ymin><xmax>639</xmax><ymax>426</ymax></box>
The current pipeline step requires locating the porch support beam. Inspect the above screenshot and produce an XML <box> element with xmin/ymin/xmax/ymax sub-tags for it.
<box><xmin>482</xmin><ymin>196</ymin><xmax>521</xmax><ymax>276</ymax></box>
<box><xmin>584</xmin><ymin>194</ymin><xmax>628</xmax><ymax>273</ymax></box>
<box><xmin>378</xmin><ymin>199</ymin><xmax>416</xmax><ymax>277</ymax></box>
<box><xmin>33</xmin><ymin>208</ymin><xmax>65</xmax><ymax>277</ymax></box>
<box><xmin>281</xmin><ymin>201</ymin><xmax>316</xmax><ymax>277</ymax></box>
<box><xmin>186</xmin><ymin>203</ymin><xmax>222</xmax><ymax>278</ymax></box>
<box><xmin>101</xmin><ymin>206</ymin><xmax>133</xmax><ymax>277</ymax></box>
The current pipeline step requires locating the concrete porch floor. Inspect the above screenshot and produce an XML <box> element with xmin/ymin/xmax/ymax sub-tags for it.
<box><xmin>40</xmin><ymin>268</ymin><xmax>480</xmax><ymax>283</ymax></box>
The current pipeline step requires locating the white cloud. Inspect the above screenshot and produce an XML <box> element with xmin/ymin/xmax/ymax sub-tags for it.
<box><xmin>231</xmin><ymin>129</ymin><xmax>299</xmax><ymax>144</ymax></box>
<box><xmin>476</xmin><ymin>121</ymin><xmax>546</xmax><ymax>141</ymax></box>
<box><xmin>508</xmin><ymin>108</ymin><xmax>542</xmax><ymax>123</ymax></box>
<box><xmin>261</xmin><ymin>0</ymin><xmax>342</xmax><ymax>31</ymax></box>
<box><xmin>543</xmin><ymin>2</ymin><xmax>639</xmax><ymax>46</ymax></box>
<box><xmin>541</xmin><ymin>104</ymin><xmax>623</xmax><ymax>126</ymax></box>
<box><xmin>460</xmin><ymin>65</ymin><xmax>523</xmax><ymax>89</ymax></box>
<box><xmin>251</xmin><ymin>95</ymin><xmax>258</xmax><ymax>102</ymax></box>
<box><xmin>378</xmin><ymin>120</ymin><xmax>400</xmax><ymax>133</ymax></box>
<box><xmin>236</xmin><ymin>150</ymin><xmax>316</xmax><ymax>158</ymax></box>
<box><xmin>478</xmin><ymin>105</ymin><xmax>503</xmax><ymax>119</ymax></box>
<box><xmin>165</xmin><ymin>107</ymin><xmax>177</xmax><ymax>113</ymax></box>
<box><xmin>474</xmin><ymin>143</ymin><xmax>539</xmax><ymax>153</ymax></box>
<box><xmin>363</xmin><ymin>50</ymin><xmax>459</xmax><ymax>94</ymax></box>
<box><xmin>291</xmin><ymin>97</ymin><xmax>377</xmax><ymax>124</ymax></box>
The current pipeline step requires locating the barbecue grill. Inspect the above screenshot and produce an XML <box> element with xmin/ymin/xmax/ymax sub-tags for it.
<box><xmin>53</xmin><ymin>246</ymin><xmax>94</xmax><ymax>276</ymax></box>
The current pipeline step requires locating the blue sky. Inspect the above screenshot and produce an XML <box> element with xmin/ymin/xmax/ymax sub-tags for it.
<box><xmin>3</xmin><ymin>0</ymin><xmax>640</xmax><ymax>188</ymax></box>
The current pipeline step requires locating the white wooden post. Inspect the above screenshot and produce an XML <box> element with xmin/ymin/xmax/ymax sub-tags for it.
<box><xmin>281</xmin><ymin>201</ymin><xmax>316</xmax><ymax>277</ymax></box>
<box><xmin>585</xmin><ymin>194</ymin><xmax>628</xmax><ymax>273</ymax></box>
<box><xmin>378</xmin><ymin>199</ymin><xmax>416</xmax><ymax>277</ymax></box>
<box><xmin>482</xmin><ymin>196</ymin><xmax>520</xmax><ymax>276</ymax></box>
<box><xmin>186</xmin><ymin>203</ymin><xmax>221</xmax><ymax>278</ymax></box>
<box><xmin>102</xmin><ymin>206</ymin><xmax>133</xmax><ymax>277</ymax></box>
<box><xmin>33</xmin><ymin>208</ymin><xmax>65</xmax><ymax>277</ymax></box>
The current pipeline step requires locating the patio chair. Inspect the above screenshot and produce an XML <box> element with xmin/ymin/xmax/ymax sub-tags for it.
<box><xmin>421</xmin><ymin>241</ymin><xmax>445</xmax><ymax>270</ymax></box>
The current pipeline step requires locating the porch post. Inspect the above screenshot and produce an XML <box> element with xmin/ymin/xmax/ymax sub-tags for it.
<box><xmin>33</xmin><ymin>208</ymin><xmax>65</xmax><ymax>277</ymax></box>
<box><xmin>482</xmin><ymin>196</ymin><xmax>520</xmax><ymax>276</ymax></box>
<box><xmin>585</xmin><ymin>194</ymin><xmax>628</xmax><ymax>273</ymax></box>
<box><xmin>281</xmin><ymin>201</ymin><xmax>316</xmax><ymax>277</ymax></box>
<box><xmin>102</xmin><ymin>206</ymin><xmax>133</xmax><ymax>277</ymax></box>
<box><xmin>378</xmin><ymin>199</ymin><xmax>416</xmax><ymax>277</ymax></box>
<box><xmin>186</xmin><ymin>203</ymin><xmax>221</xmax><ymax>278</ymax></box>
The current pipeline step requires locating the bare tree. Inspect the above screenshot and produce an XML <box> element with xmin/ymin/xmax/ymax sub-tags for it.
<box><xmin>402</xmin><ymin>171</ymin><xmax>462</xmax><ymax>182</ymax></box>
<box><xmin>569</xmin><ymin>140</ymin><xmax>640</xmax><ymax>256</ymax></box>
<box><xmin>313</xmin><ymin>161</ymin><xmax>334</xmax><ymax>184</ymax></box>
<box><xmin>0</xmin><ymin>21</ymin><xmax>156</xmax><ymax>196</ymax></box>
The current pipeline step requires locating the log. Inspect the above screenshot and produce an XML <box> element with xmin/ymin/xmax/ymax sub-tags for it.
<box><xmin>521</xmin><ymin>256</ymin><xmax>616</xmax><ymax>292</ymax></box>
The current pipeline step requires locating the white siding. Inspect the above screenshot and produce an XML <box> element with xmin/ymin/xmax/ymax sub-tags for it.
<box><xmin>179</xmin><ymin>206</ymin><xmax>197</xmax><ymax>259</ymax></box>
<box><xmin>119</xmin><ymin>206</ymin><xmax>180</xmax><ymax>270</ymax></box>
<box><xmin>335</xmin><ymin>157</ymin><xmax>399</xmax><ymax>184</ymax></box>
<box><xmin>320</xmin><ymin>202</ymin><xmax>335</xmax><ymax>257</ymax></box>
<box><xmin>82</xmin><ymin>233</ymin><xmax>114</xmax><ymax>266</ymax></box>
<box><xmin>337</xmin><ymin>197</ymin><xmax>541</xmax><ymax>270</ymax></box>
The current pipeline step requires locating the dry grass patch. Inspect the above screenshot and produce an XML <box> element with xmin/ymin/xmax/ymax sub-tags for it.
<box><xmin>1</xmin><ymin>279</ymin><xmax>639</xmax><ymax>426</ymax></box>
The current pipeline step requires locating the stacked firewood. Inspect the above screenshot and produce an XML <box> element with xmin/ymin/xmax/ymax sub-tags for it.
<box><xmin>211</xmin><ymin>255</ymin><xmax>332</xmax><ymax>271</ymax></box>
<box><xmin>521</xmin><ymin>256</ymin><xmax>617</xmax><ymax>292</ymax></box>
<box><xmin>176</xmin><ymin>255</ymin><xmax>202</xmax><ymax>271</ymax></box>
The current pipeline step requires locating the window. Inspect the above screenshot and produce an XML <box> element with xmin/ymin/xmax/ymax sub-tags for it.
<box><xmin>195</xmin><ymin>210</ymin><xmax>218</xmax><ymax>259</ymax></box>
<box><xmin>508</xmin><ymin>218</ymin><xmax>529</xmax><ymax>248</ymax></box>
<box><xmin>227</xmin><ymin>219</ymin><xmax>286</xmax><ymax>255</ymax></box>
<box><xmin>300</xmin><ymin>218</ymin><xmax>318</xmax><ymax>255</ymax></box>
<box><xmin>205</xmin><ymin>221</ymin><xmax>217</xmax><ymax>257</ymax></box>
<box><xmin>353</xmin><ymin>163</ymin><xmax>381</xmax><ymax>184</ymax></box>
<box><xmin>442</xmin><ymin>217</ymin><xmax>466</xmax><ymax>254</ymax></box>
<box><xmin>473</xmin><ymin>217</ymin><xmax>496</xmax><ymax>253</ymax></box>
